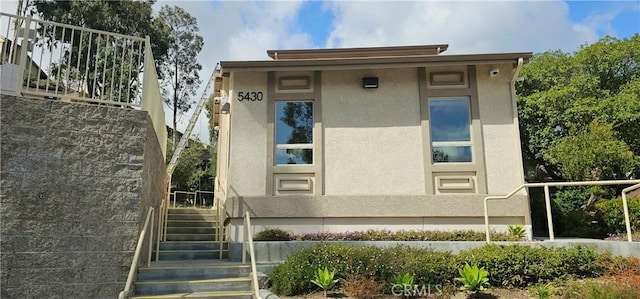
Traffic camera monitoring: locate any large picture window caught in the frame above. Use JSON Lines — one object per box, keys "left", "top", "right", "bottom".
{"left": 275, "top": 101, "right": 314, "bottom": 165}
{"left": 429, "top": 97, "right": 472, "bottom": 163}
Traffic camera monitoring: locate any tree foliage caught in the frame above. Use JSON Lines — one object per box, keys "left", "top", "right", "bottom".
{"left": 28, "top": 0, "right": 170, "bottom": 102}
{"left": 166, "top": 137, "right": 212, "bottom": 192}
{"left": 517, "top": 34, "right": 640, "bottom": 183}
{"left": 157, "top": 5, "right": 204, "bottom": 149}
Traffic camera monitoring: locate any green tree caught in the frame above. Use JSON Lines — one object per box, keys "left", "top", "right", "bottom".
{"left": 517, "top": 34, "right": 640, "bottom": 184}
{"left": 157, "top": 5, "right": 204, "bottom": 150}
{"left": 166, "top": 138, "right": 213, "bottom": 192}
{"left": 204, "top": 94, "right": 218, "bottom": 178}
{"left": 28, "top": 0, "right": 170, "bottom": 102}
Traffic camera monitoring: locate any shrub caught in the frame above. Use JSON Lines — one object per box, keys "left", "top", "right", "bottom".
{"left": 254, "top": 228, "right": 293, "bottom": 241}
{"left": 594, "top": 197, "right": 640, "bottom": 234}
{"left": 457, "top": 244, "right": 604, "bottom": 287}
{"left": 595, "top": 252, "right": 640, "bottom": 276}
{"left": 343, "top": 273, "right": 385, "bottom": 299}
{"left": 269, "top": 244, "right": 457, "bottom": 296}
{"left": 269, "top": 244, "right": 620, "bottom": 296}
{"left": 256, "top": 228, "right": 521, "bottom": 241}
{"left": 560, "top": 276, "right": 640, "bottom": 299}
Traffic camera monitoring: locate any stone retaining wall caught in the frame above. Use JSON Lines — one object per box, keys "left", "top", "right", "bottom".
{"left": 0, "top": 96, "right": 166, "bottom": 298}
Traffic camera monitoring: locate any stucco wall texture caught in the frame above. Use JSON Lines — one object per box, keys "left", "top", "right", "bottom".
{"left": 0, "top": 95, "right": 166, "bottom": 298}
{"left": 227, "top": 66, "right": 525, "bottom": 196}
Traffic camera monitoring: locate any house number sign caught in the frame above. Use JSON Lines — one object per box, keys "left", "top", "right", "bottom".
{"left": 237, "top": 91, "right": 264, "bottom": 102}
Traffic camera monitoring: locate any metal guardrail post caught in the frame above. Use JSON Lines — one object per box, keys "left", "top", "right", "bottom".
{"left": 543, "top": 185, "right": 555, "bottom": 241}
{"left": 622, "top": 183, "right": 640, "bottom": 242}
{"left": 15, "top": 15, "right": 30, "bottom": 95}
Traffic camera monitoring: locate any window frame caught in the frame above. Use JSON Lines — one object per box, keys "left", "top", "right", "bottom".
{"left": 274, "top": 100, "right": 315, "bottom": 166}
{"left": 428, "top": 96, "right": 473, "bottom": 163}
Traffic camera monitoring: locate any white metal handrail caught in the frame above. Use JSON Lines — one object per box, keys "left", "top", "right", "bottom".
{"left": 242, "top": 212, "right": 262, "bottom": 299}
{"left": 119, "top": 207, "right": 155, "bottom": 299}
{"left": 195, "top": 190, "right": 215, "bottom": 207}
{"left": 1, "top": 12, "right": 167, "bottom": 160}
{"left": 171, "top": 191, "right": 196, "bottom": 207}
{"left": 484, "top": 179, "right": 640, "bottom": 243}
{"left": 621, "top": 182, "right": 640, "bottom": 242}
{"left": 155, "top": 200, "right": 164, "bottom": 261}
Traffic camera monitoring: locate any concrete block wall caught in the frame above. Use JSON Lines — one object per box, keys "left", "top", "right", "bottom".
{"left": 0, "top": 95, "right": 166, "bottom": 298}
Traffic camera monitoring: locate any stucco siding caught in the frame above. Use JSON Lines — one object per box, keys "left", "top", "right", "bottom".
{"left": 228, "top": 72, "right": 268, "bottom": 196}
{"left": 476, "top": 64, "right": 525, "bottom": 194}
{"left": 322, "top": 68, "right": 425, "bottom": 195}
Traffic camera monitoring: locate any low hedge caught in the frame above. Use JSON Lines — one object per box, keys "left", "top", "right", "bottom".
{"left": 269, "top": 243, "right": 614, "bottom": 296}
{"left": 254, "top": 228, "right": 521, "bottom": 241}
{"left": 458, "top": 244, "right": 604, "bottom": 287}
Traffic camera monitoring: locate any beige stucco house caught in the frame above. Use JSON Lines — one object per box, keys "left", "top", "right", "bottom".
{"left": 213, "top": 44, "right": 534, "bottom": 241}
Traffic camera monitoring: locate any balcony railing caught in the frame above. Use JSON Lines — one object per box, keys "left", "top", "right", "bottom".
{"left": 0, "top": 12, "right": 167, "bottom": 157}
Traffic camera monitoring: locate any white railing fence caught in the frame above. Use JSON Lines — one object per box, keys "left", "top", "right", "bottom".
{"left": 484, "top": 179, "right": 640, "bottom": 243}
{"left": 242, "top": 211, "right": 262, "bottom": 299}
{"left": 0, "top": 12, "right": 167, "bottom": 158}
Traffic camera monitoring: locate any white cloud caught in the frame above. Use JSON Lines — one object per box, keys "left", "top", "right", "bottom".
{"left": 325, "top": 1, "right": 601, "bottom": 54}
{"left": 154, "top": 0, "right": 311, "bottom": 144}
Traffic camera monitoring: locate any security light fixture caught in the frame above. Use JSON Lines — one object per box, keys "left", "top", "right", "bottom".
{"left": 489, "top": 68, "right": 500, "bottom": 77}
{"left": 362, "top": 77, "right": 378, "bottom": 88}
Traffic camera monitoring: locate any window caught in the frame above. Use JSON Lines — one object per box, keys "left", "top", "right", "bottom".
{"left": 275, "top": 101, "right": 313, "bottom": 165}
{"left": 429, "top": 97, "right": 472, "bottom": 163}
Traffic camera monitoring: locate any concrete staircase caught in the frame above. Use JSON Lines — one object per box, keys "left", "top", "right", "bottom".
{"left": 132, "top": 208, "right": 254, "bottom": 299}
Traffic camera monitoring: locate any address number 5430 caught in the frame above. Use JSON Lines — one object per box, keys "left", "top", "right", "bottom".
{"left": 237, "top": 91, "right": 263, "bottom": 102}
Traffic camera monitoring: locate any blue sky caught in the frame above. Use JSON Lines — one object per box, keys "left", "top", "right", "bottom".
{"left": 2, "top": 0, "right": 638, "bottom": 142}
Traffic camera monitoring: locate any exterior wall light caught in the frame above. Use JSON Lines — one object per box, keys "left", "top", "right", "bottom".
{"left": 362, "top": 77, "right": 378, "bottom": 88}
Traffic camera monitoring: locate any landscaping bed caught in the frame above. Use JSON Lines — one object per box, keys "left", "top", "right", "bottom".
{"left": 268, "top": 243, "right": 640, "bottom": 299}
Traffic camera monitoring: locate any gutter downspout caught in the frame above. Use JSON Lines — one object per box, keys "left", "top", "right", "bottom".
{"left": 510, "top": 58, "right": 531, "bottom": 239}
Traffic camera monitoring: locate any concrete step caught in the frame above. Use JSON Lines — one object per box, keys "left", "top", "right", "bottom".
{"left": 165, "top": 234, "right": 219, "bottom": 241}
{"left": 166, "top": 220, "right": 220, "bottom": 228}
{"left": 137, "top": 264, "right": 250, "bottom": 281}
{"left": 167, "top": 214, "right": 220, "bottom": 221}
{"left": 157, "top": 250, "right": 229, "bottom": 260}
{"left": 134, "top": 277, "right": 252, "bottom": 295}
{"left": 167, "top": 227, "right": 217, "bottom": 234}
{"left": 168, "top": 208, "right": 218, "bottom": 215}
{"left": 159, "top": 241, "right": 228, "bottom": 251}
{"left": 131, "top": 291, "right": 253, "bottom": 299}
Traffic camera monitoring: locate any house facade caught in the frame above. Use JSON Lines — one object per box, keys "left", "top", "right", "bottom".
{"left": 213, "top": 45, "right": 534, "bottom": 241}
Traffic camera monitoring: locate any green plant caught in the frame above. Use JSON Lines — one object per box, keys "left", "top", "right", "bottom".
{"left": 310, "top": 267, "right": 339, "bottom": 298}
{"left": 268, "top": 244, "right": 457, "bottom": 296}
{"left": 254, "top": 228, "right": 293, "bottom": 241}
{"left": 594, "top": 197, "right": 640, "bottom": 234}
{"left": 455, "top": 263, "right": 489, "bottom": 292}
{"left": 392, "top": 272, "right": 415, "bottom": 288}
{"left": 507, "top": 224, "right": 527, "bottom": 239}
{"left": 530, "top": 283, "right": 556, "bottom": 299}
{"left": 458, "top": 244, "right": 604, "bottom": 287}
{"left": 391, "top": 273, "right": 415, "bottom": 298}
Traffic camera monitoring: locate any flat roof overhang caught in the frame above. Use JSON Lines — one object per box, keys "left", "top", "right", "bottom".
{"left": 266, "top": 44, "right": 449, "bottom": 60}
{"left": 220, "top": 52, "right": 533, "bottom": 74}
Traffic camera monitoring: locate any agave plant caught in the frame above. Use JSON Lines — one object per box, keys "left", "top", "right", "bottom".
{"left": 455, "top": 263, "right": 490, "bottom": 292}
{"left": 392, "top": 273, "right": 415, "bottom": 298}
{"left": 508, "top": 224, "right": 527, "bottom": 239}
{"left": 311, "top": 267, "right": 339, "bottom": 298}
